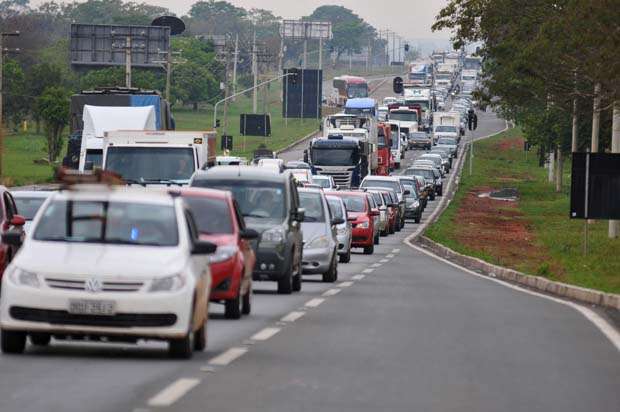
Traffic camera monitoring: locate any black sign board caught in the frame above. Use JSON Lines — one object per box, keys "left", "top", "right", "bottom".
{"left": 221, "top": 135, "right": 233, "bottom": 151}
{"left": 240, "top": 114, "right": 271, "bottom": 137}
{"left": 570, "top": 152, "right": 620, "bottom": 219}
{"left": 282, "top": 68, "right": 323, "bottom": 119}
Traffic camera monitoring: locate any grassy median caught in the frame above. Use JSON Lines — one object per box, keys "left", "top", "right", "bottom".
{"left": 426, "top": 127, "right": 620, "bottom": 294}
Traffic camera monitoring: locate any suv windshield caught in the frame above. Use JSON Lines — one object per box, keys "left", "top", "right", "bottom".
{"left": 193, "top": 180, "right": 286, "bottom": 222}
{"left": 105, "top": 147, "right": 194, "bottom": 183}
{"left": 184, "top": 197, "right": 233, "bottom": 234}
{"left": 299, "top": 192, "right": 326, "bottom": 223}
{"left": 361, "top": 180, "right": 401, "bottom": 193}
{"left": 34, "top": 200, "right": 178, "bottom": 246}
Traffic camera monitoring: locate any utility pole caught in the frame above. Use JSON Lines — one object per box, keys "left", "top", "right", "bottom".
{"left": 366, "top": 39, "right": 371, "bottom": 73}
{"left": 303, "top": 38, "right": 308, "bottom": 69}
{"left": 609, "top": 100, "right": 620, "bottom": 238}
{"left": 0, "top": 31, "right": 20, "bottom": 179}
{"left": 278, "top": 35, "right": 284, "bottom": 103}
{"left": 232, "top": 33, "right": 239, "bottom": 99}
{"left": 317, "top": 36, "right": 323, "bottom": 120}
{"left": 591, "top": 82, "right": 601, "bottom": 153}
{"left": 392, "top": 32, "right": 396, "bottom": 66}
{"left": 125, "top": 36, "right": 132, "bottom": 87}
{"left": 155, "top": 49, "right": 186, "bottom": 102}
{"left": 571, "top": 70, "right": 578, "bottom": 153}
{"left": 398, "top": 36, "right": 402, "bottom": 63}
{"left": 252, "top": 30, "right": 258, "bottom": 114}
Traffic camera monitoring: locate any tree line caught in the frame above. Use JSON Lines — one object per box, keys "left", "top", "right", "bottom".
{"left": 433, "top": 0, "right": 619, "bottom": 193}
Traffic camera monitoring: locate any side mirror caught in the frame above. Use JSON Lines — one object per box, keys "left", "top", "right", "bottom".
{"left": 84, "top": 161, "right": 94, "bottom": 171}
{"left": 370, "top": 208, "right": 380, "bottom": 217}
{"left": 403, "top": 190, "right": 411, "bottom": 195}
{"left": 293, "top": 208, "right": 305, "bottom": 222}
{"left": 240, "top": 228, "right": 259, "bottom": 240}
{"left": 379, "top": 205, "right": 387, "bottom": 211}
{"left": 303, "top": 150, "right": 309, "bottom": 164}
{"left": 10, "top": 215, "right": 26, "bottom": 227}
{"left": 331, "top": 217, "right": 345, "bottom": 226}
{"left": 192, "top": 240, "right": 217, "bottom": 255}
{"left": 2, "top": 230, "right": 24, "bottom": 247}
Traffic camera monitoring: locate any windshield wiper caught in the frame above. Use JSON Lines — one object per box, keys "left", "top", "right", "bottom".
{"left": 124, "top": 179, "right": 147, "bottom": 187}
{"left": 141, "top": 179, "right": 185, "bottom": 186}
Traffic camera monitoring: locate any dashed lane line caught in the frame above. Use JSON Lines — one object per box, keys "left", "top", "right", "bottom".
{"left": 251, "top": 327, "right": 281, "bottom": 341}
{"left": 305, "top": 298, "right": 326, "bottom": 308}
{"left": 352, "top": 274, "right": 366, "bottom": 280}
{"left": 386, "top": 254, "right": 395, "bottom": 258}
{"left": 338, "top": 281, "right": 354, "bottom": 287}
{"left": 281, "top": 311, "right": 305, "bottom": 323}
{"left": 323, "top": 288, "right": 341, "bottom": 297}
{"left": 362, "top": 268, "right": 374, "bottom": 274}
{"left": 380, "top": 259, "right": 390, "bottom": 263}
{"left": 371, "top": 263, "right": 382, "bottom": 268}
{"left": 147, "top": 378, "right": 201, "bottom": 407}
{"left": 391, "top": 248, "right": 401, "bottom": 253}
{"left": 208, "top": 346, "right": 249, "bottom": 366}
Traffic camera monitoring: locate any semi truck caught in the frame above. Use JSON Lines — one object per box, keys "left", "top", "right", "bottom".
{"left": 402, "top": 87, "right": 433, "bottom": 130}
{"left": 432, "top": 111, "right": 461, "bottom": 143}
{"left": 63, "top": 87, "right": 174, "bottom": 171}
{"left": 102, "top": 130, "right": 216, "bottom": 186}
{"left": 376, "top": 122, "right": 393, "bottom": 175}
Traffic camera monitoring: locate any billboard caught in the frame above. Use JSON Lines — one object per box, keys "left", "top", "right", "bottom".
{"left": 282, "top": 69, "right": 323, "bottom": 119}
{"left": 70, "top": 23, "right": 170, "bottom": 68}
{"left": 280, "top": 20, "right": 332, "bottom": 40}
{"left": 570, "top": 152, "right": 620, "bottom": 219}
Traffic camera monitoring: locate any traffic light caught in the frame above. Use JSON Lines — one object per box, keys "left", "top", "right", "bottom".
{"left": 468, "top": 110, "right": 478, "bottom": 131}
{"left": 393, "top": 76, "right": 403, "bottom": 94}
{"left": 215, "top": 119, "right": 221, "bottom": 128}
{"left": 221, "top": 134, "right": 233, "bottom": 151}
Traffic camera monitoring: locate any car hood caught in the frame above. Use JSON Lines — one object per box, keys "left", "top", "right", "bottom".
{"left": 243, "top": 218, "right": 285, "bottom": 234}
{"left": 14, "top": 241, "right": 187, "bottom": 279}
{"left": 301, "top": 222, "right": 330, "bottom": 242}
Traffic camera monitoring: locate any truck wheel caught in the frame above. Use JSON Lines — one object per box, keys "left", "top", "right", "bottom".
{"left": 1, "top": 330, "right": 26, "bottom": 354}
{"left": 224, "top": 290, "right": 242, "bottom": 319}
{"left": 363, "top": 244, "right": 374, "bottom": 255}
{"left": 30, "top": 333, "right": 51, "bottom": 346}
{"left": 242, "top": 288, "right": 252, "bottom": 315}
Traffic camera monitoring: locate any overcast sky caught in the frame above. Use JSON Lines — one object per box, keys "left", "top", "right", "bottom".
{"left": 31, "top": 0, "right": 452, "bottom": 40}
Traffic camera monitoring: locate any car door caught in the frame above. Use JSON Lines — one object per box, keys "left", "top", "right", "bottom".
{"left": 288, "top": 177, "right": 303, "bottom": 264}
{"left": 2, "top": 191, "right": 23, "bottom": 264}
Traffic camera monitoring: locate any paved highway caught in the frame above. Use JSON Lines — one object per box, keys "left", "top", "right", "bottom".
{"left": 0, "top": 111, "right": 618, "bottom": 412}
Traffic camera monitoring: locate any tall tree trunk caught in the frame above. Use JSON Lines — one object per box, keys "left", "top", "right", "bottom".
{"left": 547, "top": 147, "right": 555, "bottom": 183}
{"left": 571, "top": 98, "right": 578, "bottom": 152}
{"left": 555, "top": 147, "right": 563, "bottom": 193}
{"left": 591, "top": 83, "right": 601, "bottom": 153}
{"left": 192, "top": 102, "right": 198, "bottom": 111}
{"left": 609, "top": 100, "right": 620, "bottom": 238}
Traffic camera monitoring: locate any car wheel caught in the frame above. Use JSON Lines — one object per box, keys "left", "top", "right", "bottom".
{"left": 1, "top": 330, "right": 26, "bottom": 354}
{"left": 322, "top": 255, "right": 337, "bottom": 283}
{"left": 339, "top": 249, "right": 351, "bottom": 263}
{"left": 242, "top": 288, "right": 252, "bottom": 315}
{"left": 277, "top": 273, "right": 293, "bottom": 294}
{"left": 389, "top": 223, "right": 395, "bottom": 234}
{"left": 363, "top": 244, "right": 374, "bottom": 255}
{"left": 380, "top": 228, "right": 388, "bottom": 237}
{"left": 224, "top": 290, "right": 242, "bottom": 320}
{"left": 291, "top": 254, "right": 302, "bottom": 292}
{"left": 395, "top": 162, "right": 401, "bottom": 169}
{"left": 168, "top": 333, "right": 192, "bottom": 359}
{"left": 193, "top": 323, "right": 207, "bottom": 352}
{"left": 30, "top": 333, "right": 51, "bottom": 346}
{"left": 374, "top": 233, "right": 380, "bottom": 245}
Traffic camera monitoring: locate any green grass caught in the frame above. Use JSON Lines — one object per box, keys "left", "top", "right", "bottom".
{"left": 2, "top": 133, "right": 58, "bottom": 186}
{"left": 426, "top": 127, "right": 620, "bottom": 294}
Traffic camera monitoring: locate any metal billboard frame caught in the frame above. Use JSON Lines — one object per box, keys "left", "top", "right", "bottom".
{"left": 280, "top": 20, "right": 332, "bottom": 40}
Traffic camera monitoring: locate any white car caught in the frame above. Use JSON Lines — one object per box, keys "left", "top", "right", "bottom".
{"left": 313, "top": 175, "right": 336, "bottom": 190}
{"left": 0, "top": 186, "right": 214, "bottom": 358}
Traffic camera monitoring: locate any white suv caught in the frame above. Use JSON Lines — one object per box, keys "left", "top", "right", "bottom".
{"left": 0, "top": 186, "right": 214, "bottom": 358}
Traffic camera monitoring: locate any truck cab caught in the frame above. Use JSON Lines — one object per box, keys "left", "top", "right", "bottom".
{"left": 102, "top": 131, "right": 216, "bottom": 186}
{"left": 306, "top": 135, "right": 367, "bottom": 188}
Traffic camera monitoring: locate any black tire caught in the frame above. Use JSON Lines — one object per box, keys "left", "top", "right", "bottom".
{"left": 322, "top": 255, "right": 337, "bottom": 283}
{"left": 380, "top": 228, "right": 388, "bottom": 237}
{"left": 389, "top": 222, "right": 395, "bottom": 234}
{"left": 415, "top": 215, "right": 421, "bottom": 224}
{"left": 168, "top": 333, "right": 192, "bottom": 359}
{"left": 277, "top": 273, "right": 292, "bottom": 294}
{"left": 430, "top": 192, "right": 436, "bottom": 201}
{"left": 1, "top": 330, "right": 26, "bottom": 354}
{"left": 374, "top": 233, "right": 380, "bottom": 245}
{"left": 30, "top": 333, "right": 51, "bottom": 346}
{"left": 224, "top": 290, "right": 242, "bottom": 319}
{"left": 363, "top": 244, "right": 374, "bottom": 255}
{"left": 437, "top": 188, "right": 443, "bottom": 196}
{"left": 242, "top": 288, "right": 251, "bottom": 315}
{"left": 339, "top": 249, "right": 351, "bottom": 263}
{"left": 193, "top": 323, "right": 206, "bottom": 352}
{"left": 395, "top": 162, "right": 401, "bottom": 170}
{"left": 291, "top": 253, "right": 302, "bottom": 292}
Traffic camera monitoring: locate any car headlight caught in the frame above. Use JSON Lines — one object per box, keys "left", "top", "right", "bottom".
{"left": 209, "top": 245, "right": 238, "bottom": 264}
{"left": 358, "top": 221, "right": 369, "bottom": 229}
{"left": 306, "top": 235, "right": 330, "bottom": 249}
{"left": 337, "top": 227, "right": 348, "bottom": 236}
{"left": 262, "top": 228, "right": 285, "bottom": 243}
{"left": 149, "top": 274, "right": 186, "bottom": 292}
{"left": 8, "top": 267, "right": 40, "bottom": 288}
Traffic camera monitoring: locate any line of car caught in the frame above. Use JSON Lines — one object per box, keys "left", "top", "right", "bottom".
{"left": 0, "top": 138, "right": 459, "bottom": 359}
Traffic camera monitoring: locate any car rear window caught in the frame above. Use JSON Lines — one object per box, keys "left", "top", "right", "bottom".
{"left": 299, "top": 192, "right": 326, "bottom": 222}
{"left": 184, "top": 196, "right": 234, "bottom": 234}
{"left": 361, "top": 179, "right": 401, "bottom": 192}
{"left": 337, "top": 195, "right": 367, "bottom": 213}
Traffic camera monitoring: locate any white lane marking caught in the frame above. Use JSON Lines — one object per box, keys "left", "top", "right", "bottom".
{"left": 338, "top": 281, "right": 354, "bottom": 288}
{"left": 392, "top": 248, "right": 401, "bottom": 253}
{"left": 208, "top": 346, "right": 249, "bottom": 366}
{"left": 251, "top": 327, "right": 281, "bottom": 341}
{"left": 305, "top": 298, "right": 325, "bottom": 308}
{"left": 371, "top": 263, "right": 382, "bottom": 268}
{"left": 323, "top": 288, "right": 341, "bottom": 297}
{"left": 362, "top": 268, "right": 374, "bottom": 274}
{"left": 380, "top": 259, "right": 390, "bottom": 263}
{"left": 148, "top": 378, "right": 201, "bottom": 407}
{"left": 352, "top": 274, "right": 365, "bottom": 280}
{"left": 386, "top": 254, "right": 395, "bottom": 258}
{"left": 406, "top": 241, "right": 620, "bottom": 352}
{"left": 281, "top": 311, "right": 305, "bottom": 322}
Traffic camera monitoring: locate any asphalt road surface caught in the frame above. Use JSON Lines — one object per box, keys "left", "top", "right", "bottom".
{"left": 1, "top": 112, "right": 618, "bottom": 412}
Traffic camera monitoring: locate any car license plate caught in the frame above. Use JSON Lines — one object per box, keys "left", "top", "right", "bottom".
{"left": 68, "top": 300, "right": 116, "bottom": 316}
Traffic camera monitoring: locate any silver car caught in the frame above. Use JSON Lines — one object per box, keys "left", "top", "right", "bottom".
{"left": 11, "top": 191, "right": 53, "bottom": 233}
{"left": 298, "top": 188, "right": 342, "bottom": 282}
{"left": 366, "top": 190, "right": 389, "bottom": 237}
{"left": 365, "top": 193, "right": 381, "bottom": 246}
{"left": 326, "top": 195, "right": 352, "bottom": 263}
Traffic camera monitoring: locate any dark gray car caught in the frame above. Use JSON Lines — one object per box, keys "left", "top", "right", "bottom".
{"left": 191, "top": 167, "right": 304, "bottom": 294}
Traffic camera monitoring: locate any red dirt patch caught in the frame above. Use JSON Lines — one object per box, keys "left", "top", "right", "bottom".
{"left": 454, "top": 187, "right": 562, "bottom": 276}
{"left": 495, "top": 136, "right": 525, "bottom": 152}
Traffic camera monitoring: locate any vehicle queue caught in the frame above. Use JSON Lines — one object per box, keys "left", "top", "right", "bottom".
{"left": 0, "top": 51, "right": 475, "bottom": 359}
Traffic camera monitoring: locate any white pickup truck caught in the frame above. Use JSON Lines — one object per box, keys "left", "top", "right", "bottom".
{"left": 102, "top": 130, "right": 216, "bottom": 186}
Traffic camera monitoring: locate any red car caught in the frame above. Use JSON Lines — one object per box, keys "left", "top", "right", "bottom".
{"left": 0, "top": 187, "right": 26, "bottom": 289}
{"left": 330, "top": 191, "right": 379, "bottom": 255}
{"left": 174, "top": 188, "right": 258, "bottom": 319}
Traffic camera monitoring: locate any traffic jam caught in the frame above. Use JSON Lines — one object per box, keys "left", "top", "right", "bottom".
{"left": 0, "top": 51, "right": 479, "bottom": 359}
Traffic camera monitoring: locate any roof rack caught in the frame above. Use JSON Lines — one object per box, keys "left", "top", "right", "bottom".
{"left": 55, "top": 167, "right": 125, "bottom": 189}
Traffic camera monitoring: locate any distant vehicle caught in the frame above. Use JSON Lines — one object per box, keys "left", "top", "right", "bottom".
{"left": 191, "top": 166, "right": 304, "bottom": 294}
{"left": 435, "top": 137, "right": 459, "bottom": 158}
{"left": 326, "top": 195, "right": 353, "bottom": 263}
{"left": 0, "top": 187, "right": 26, "bottom": 289}
{"left": 298, "top": 188, "right": 341, "bottom": 282}
{"left": 11, "top": 191, "right": 52, "bottom": 232}
{"left": 433, "top": 111, "right": 462, "bottom": 140}
{"left": 376, "top": 123, "right": 394, "bottom": 175}
{"left": 360, "top": 176, "right": 407, "bottom": 229}
{"left": 257, "top": 158, "right": 284, "bottom": 173}
{"left": 419, "top": 153, "right": 449, "bottom": 175}
{"left": 216, "top": 156, "right": 248, "bottom": 166}
{"left": 313, "top": 175, "right": 336, "bottom": 190}
{"left": 377, "top": 106, "right": 389, "bottom": 121}
{"left": 291, "top": 169, "right": 314, "bottom": 185}
{"left": 332, "top": 75, "right": 368, "bottom": 107}
{"left": 174, "top": 188, "right": 258, "bottom": 319}
{"left": 365, "top": 192, "right": 382, "bottom": 246}
{"left": 0, "top": 186, "right": 214, "bottom": 358}
{"left": 103, "top": 130, "right": 216, "bottom": 186}
{"left": 366, "top": 190, "right": 389, "bottom": 236}
{"left": 344, "top": 98, "right": 377, "bottom": 118}
{"left": 404, "top": 166, "right": 441, "bottom": 199}
{"left": 396, "top": 177, "right": 422, "bottom": 223}
{"left": 329, "top": 191, "right": 378, "bottom": 255}
{"left": 408, "top": 131, "right": 432, "bottom": 150}
{"left": 285, "top": 161, "right": 311, "bottom": 170}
